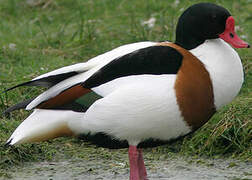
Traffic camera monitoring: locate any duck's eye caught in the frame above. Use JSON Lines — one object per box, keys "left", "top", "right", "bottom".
{"left": 230, "top": 33, "right": 234, "bottom": 38}
{"left": 211, "top": 14, "right": 217, "bottom": 20}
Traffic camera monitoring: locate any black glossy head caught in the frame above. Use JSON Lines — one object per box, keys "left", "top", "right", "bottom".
{"left": 175, "top": 3, "right": 231, "bottom": 50}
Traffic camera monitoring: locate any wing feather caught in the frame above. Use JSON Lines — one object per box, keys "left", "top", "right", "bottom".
{"left": 26, "top": 43, "right": 183, "bottom": 110}
{"left": 13, "top": 42, "right": 156, "bottom": 110}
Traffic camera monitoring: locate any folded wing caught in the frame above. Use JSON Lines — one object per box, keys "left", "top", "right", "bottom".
{"left": 6, "top": 42, "right": 183, "bottom": 112}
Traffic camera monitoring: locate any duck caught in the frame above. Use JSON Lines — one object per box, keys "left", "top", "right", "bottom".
{"left": 3, "top": 2, "right": 250, "bottom": 180}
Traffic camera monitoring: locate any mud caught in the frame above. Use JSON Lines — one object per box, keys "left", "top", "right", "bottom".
{"left": 2, "top": 156, "right": 251, "bottom": 180}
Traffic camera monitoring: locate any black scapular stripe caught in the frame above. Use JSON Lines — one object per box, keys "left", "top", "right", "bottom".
{"left": 83, "top": 46, "right": 183, "bottom": 88}
{"left": 4, "top": 71, "right": 78, "bottom": 92}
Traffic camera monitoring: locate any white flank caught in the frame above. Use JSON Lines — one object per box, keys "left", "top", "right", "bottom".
{"left": 9, "top": 75, "right": 192, "bottom": 146}
{"left": 190, "top": 39, "right": 244, "bottom": 109}
{"left": 7, "top": 109, "right": 85, "bottom": 145}
{"left": 81, "top": 75, "right": 192, "bottom": 146}
{"left": 27, "top": 42, "right": 157, "bottom": 110}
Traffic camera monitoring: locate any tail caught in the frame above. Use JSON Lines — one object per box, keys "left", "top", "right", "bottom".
{"left": 6, "top": 109, "right": 86, "bottom": 146}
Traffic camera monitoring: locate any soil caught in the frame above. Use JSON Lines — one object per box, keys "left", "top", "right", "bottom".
{"left": 2, "top": 156, "right": 251, "bottom": 180}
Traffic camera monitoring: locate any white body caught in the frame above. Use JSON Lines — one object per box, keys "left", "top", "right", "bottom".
{"left": 7, "top": 39, "right": 244, "bottom": 146}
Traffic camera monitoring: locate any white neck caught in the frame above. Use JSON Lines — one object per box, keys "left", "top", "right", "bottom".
{"left": 190, "top": 39, "right": 244, "bottom": 110}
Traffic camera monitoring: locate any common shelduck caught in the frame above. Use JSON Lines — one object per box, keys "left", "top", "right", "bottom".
{"left": 4, "top": 3, "right": 250, "bottom": 180}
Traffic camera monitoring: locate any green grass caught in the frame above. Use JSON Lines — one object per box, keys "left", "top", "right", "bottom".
{"left": 0, "top": 0, "right": 251, "bottom": 173}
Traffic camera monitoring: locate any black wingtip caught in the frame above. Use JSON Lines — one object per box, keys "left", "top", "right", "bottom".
{"left": 2, "top": 71, "right": 80, "bottom": 94}
{"left": 1, "top": 88, "right": 9, "bottom": 94}
{"left": 2, "top": 111, "right": 10, "bottom": 118}
{"left": 2, "top": 98, "right": 34, "bottom": 116}
{"left": 4, "top": 138, "right": 13, "bottom": 147}
{"left": 1, "top": 81, "right": 31, "bottom": 94}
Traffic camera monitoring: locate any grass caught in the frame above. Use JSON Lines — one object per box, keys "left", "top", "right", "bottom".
{"left": 0, "top": 0, "right": 251, "bottom": 174}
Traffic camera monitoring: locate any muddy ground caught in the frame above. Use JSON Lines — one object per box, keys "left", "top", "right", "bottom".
{"left": 2, "top": 156, "right": 251, "bottom": 180}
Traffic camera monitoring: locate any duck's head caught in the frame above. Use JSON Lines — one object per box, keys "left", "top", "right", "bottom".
{"left": 175, "top": 3, "right": 250, "bottom": 50}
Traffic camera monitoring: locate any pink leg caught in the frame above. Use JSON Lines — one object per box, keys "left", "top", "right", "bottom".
{"left": 128, "top": 146, "right": 148, "bottom": 180}
{"left": 129, "top": 146, "right": 140, "bottom": 180}
{"left": 138, "top": 149, "right": 148, "bottom": 180}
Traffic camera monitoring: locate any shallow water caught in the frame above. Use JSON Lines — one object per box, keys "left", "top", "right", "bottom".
{"left": 3, "top": 157, "right": 252, "bottom": 180}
